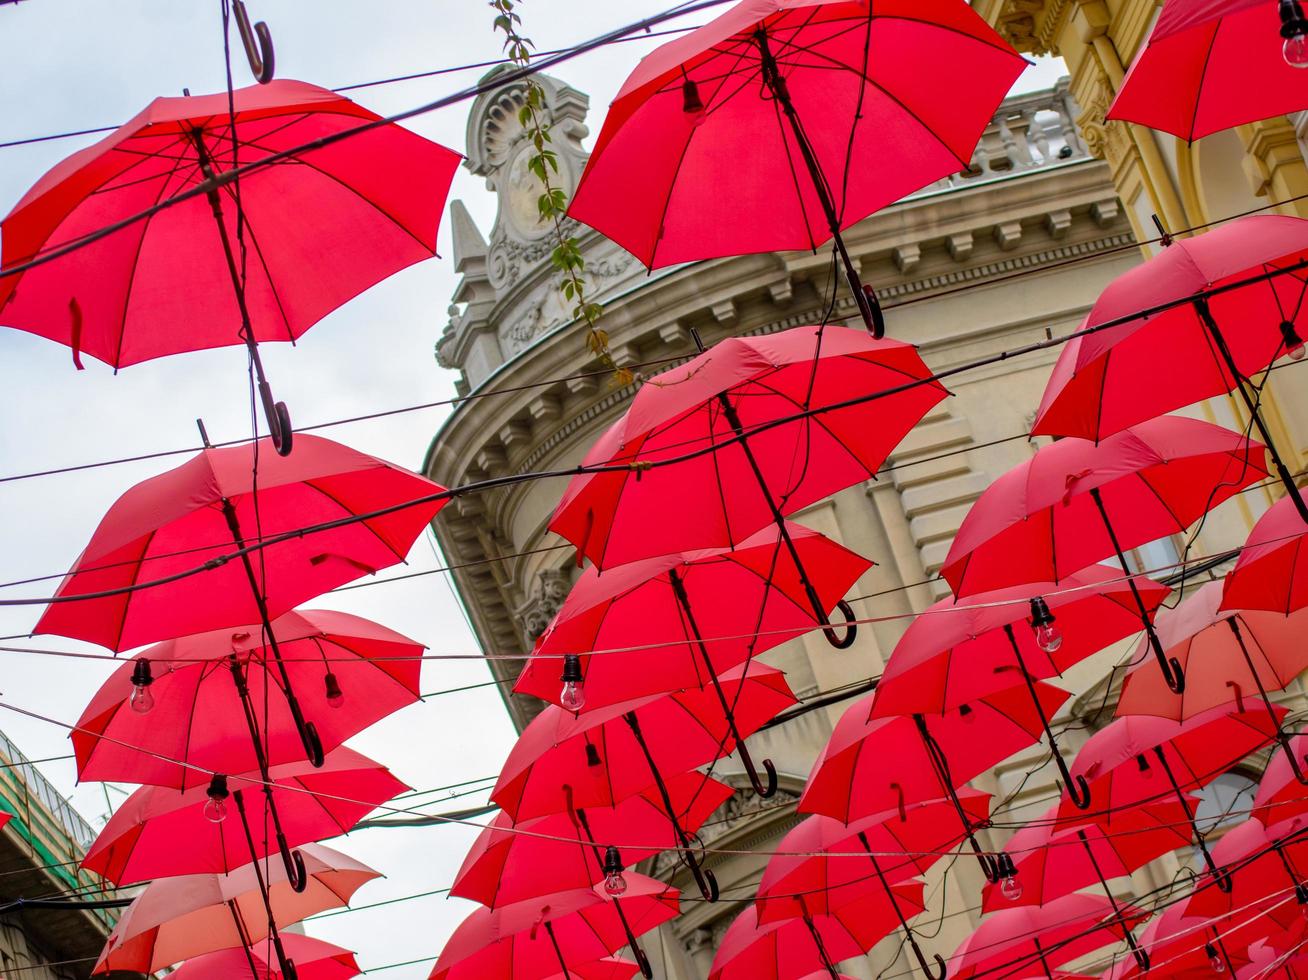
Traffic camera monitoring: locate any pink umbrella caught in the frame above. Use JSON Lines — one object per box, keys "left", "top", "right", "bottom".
{"left": 1255, "top": 730, "right": 1308, "bottom": 832}
{"left": 874, "top": 564, "right": 1170, "bottom": 808}
{"left": 166, "top": 934, "right": 359, "bottom": 980}
{"left": 93, "top": 842, "right": 378, "bottom": 976}
{"left": 429, "top": 875, "right": 679, "bottom": 980}
{"left": 1104, "top": 904, "right": 1250, "bottom": 980}
{"left": 941, "top": 417, "right": 1267, "bottom": 693}
{"left": 799, "top": 684, "right": 1068, "bottom": 884}
{"left": 73, "top": 608, "right": 423, "bottom": 792}
{"left": 514, "top": 521, "right": 868, "bottom": 796}
{"left": 1222, "top": 489, "right": 1308, "bottom": 615}
{"left": 1183, "top": 819, "right": 1308, "bottom": 931}
{"left": 1117, "top": 581, "right": 1308, "bottom": 785}
{"left": 1032, "top": 214, "right": 1308, "bottom": 524}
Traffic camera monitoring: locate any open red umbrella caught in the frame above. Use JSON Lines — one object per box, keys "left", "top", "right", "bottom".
{"left": 167, "top": 934, "right": 359, "bottom": 980}
{"left": 1107, "top": 0, "right": 1308, "bottom": 142}
{"left": 1222, "top": 489, "right": 1308, "bottom": 615}
{"left": 1103, "top": 905, "right": 1250, "bottom": 980}
{"left": 73, "top": 608, "right": 423, "bottom": 792}
{"left": 874, "top": 564, "right": 1170, "bottom": 807}
{"left": 516, "top": 520, "right": 868, "bottom": 796}
{"left": 1255, "top": 731, "right": 1308, "bottom": 832}
{"left": 0, "top": 80, "right": 460, "bottom": 452}
{"left": 94, "top": 842, "right": 378, "bottom": 976}
{"left": 541, "top": 960, "right": 642, "bottom": 980}
{"left": 1032, "top": 214, "right": 1308, "bottom": 524}
{"left": 709, "top": 886, "right": 926, "bottom": 980}
{"left": 452, "top": 771, "right": 732, "bottom": 908}
{"left": 1117, "top": 581, "right": 1308, "bottom": 784}
{"left": 948, "top": 895, "right": 1151, "bottom": 980}
{"left": 550, "top": 323, "right": 943, "bottom": 646}
{"left": 1059, "top": 702, "right": 1285, "bottom": 889}
{"left": 799, "top": 684, "right": 1068, "bottom": 883}
{"left": 758, "top": 793, "right": 990, "bottom": 979}
{"left": 1184, "top": 818, "right": 1308, "bottom": 929}
{"left": 494, "top": 661, "right": 794, "bottom": 901}
{"left": 36, "top": 432, "right": 445, "bottom": 764}
{"left": 941, "top": 416, "right": 1267, "bottom": 693}
{"left": 980, "top": 800, "right": 1194, "bottom": 914}
{"left": 82, "top": 746, "right": 407, "bottom": 886}
{"left": 568, "top": 0, "right": 1025, "bottom": 332}
{"left": 429, "top": 875, "right": 679, "bottom": 980}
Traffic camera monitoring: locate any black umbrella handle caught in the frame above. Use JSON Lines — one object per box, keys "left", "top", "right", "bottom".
{"left": 914, "top": 714, "right": 1002, "bottom": 882}
{"left": 233, "top": 0, "right": 276, "bottom": 84}
{"left": 821, "top": 597, "right": 858, "bottom": 650}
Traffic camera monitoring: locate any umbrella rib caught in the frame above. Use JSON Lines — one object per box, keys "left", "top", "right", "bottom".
{"left": 216, "top": 182, "right": 296, "bottom": 342}
{"left": 107, "top": 528, "right": 160, "bottom": 654}
{"left": 706, "top": 400, "right": 739, "bottom": 549}
{"left": 1131, "top": 469, "right": 1191, "bottom": 534}
{"left": 768, "top": 85, "right": 822, "bottom": 254}
{"left": 746, "top": 375, "right": 879, "bottom": 487}
{"left": 1186, "top": 21, "right": 1221, "bottom": 145}
{"left": 299, "top": 479, "right": 410, "bottom": 564}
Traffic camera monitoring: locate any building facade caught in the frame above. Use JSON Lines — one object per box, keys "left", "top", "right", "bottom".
{"left": 426, "top": 31, "right": 1307, "bottom": 977}
{"left": 0, "top": 730, "right": 115, "bottom": 979}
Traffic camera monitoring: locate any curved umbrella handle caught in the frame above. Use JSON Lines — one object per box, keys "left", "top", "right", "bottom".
{"left": 281, "top": 844, "right": 308, "bottom": 894}
{"left": 1064, "top": 773, "right": 1092, "bottom": 811}
{"left": 233, "top": 0, "right": 276, "bottom": 84}
{"left": 300, "top": 721, "right": 324, "bottom": 769}
{"left": 1147, "top": 631, "right": 1185, "bottom": 694}
{"left": 861, "top": 284, "right": 885, "bottom": 340}
{"left": 633, "top": 943, "right": 653, "bottom": 980}
{"left": 822, "top": 599, "right": 857, "bottom": 650}
{"left": 977, "top": 851, "right": 1004, "bottom": 884}
{"left": 1126, "top": 935, "right": 1150, "bottom": 974}
{"left": 684, "top": 849, "right": 720, "bottom": 903}
{"left": 753, "top": 758, "right": 779, "bottom": 800}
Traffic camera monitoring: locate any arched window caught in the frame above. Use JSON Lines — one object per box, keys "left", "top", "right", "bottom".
{"left": 1194, "top": 771, "right": 1259, "bottom": 838}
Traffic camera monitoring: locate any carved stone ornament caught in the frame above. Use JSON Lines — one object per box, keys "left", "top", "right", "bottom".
{"left": 1076, "top": 71, "right": 1130, "bottom": 167}
{"left": 517, "top": 567, "right": 573, "bottom": 643}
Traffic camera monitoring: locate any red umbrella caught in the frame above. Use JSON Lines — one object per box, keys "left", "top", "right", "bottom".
{"left": 1255, "top": 730, "right": 1308, "bottom": 831}
{"left": 494, "top": 661, "right": 795, "bottom": 901}
{"left": 1222, "top": 489, "right": 1308, "bottom": 615}
{"left": 549, "top": 323, "right": 944, "bottom": 646}
{"left": 541, "top": 960, "right": 642, "bottom": 980}
{"left": 941, "top": 417, "right": 1267, "bottom": 693}
{"left": 947, "top": 894, "right": 1150, "bottom": 980}
{"left": 451, "top": 772, "right": 732, "bottom": 908}
{"left": 758, "top": 793, "right": 990, "bottom": 979}
{"left": 982, "top": 800, "right": 1193, "bottom": 914}
{"left": 1239, "top": 940, "right": 1308, "bottom": 980}
{"left": 0, "top": 80, "right": 460, "bottom": 452}
{"left": 429, "top": 875, "right": 679, "bottom": 980}
{"left": 709, "top": 886, "right": 926, "bottom": 980}
{"left": 874, "top": 564, "right": 1170, "bottom": 807}
{"left": 94, "top": 842, "right": 378, "bottom": 976}
{"left": 1105, "top": 905, "right": 1250, "bottom": 980}
{"left": 167, "top": 934, "right": 359, "bottom": 980}
{"left": 1060, "top": 702, "right": 1286, "bottom": 889}
{"left": 1184, "top": 819, "right": 1308, "bottom": 928}
{"left": 81, "top": 746, "right": 407, "bottom": 886}
{"left": 799, "top": 684, "right": 1068, "bottom": 883}
{"left": 1107, "top": 0, "right": 1308, "bottom": 141}
{"left": 73, "top": 608, "right": 423, "bottom": 792}
{"left": 1032, "top": 214, "right": 1308, "bottom": 524}
{"left": 515, "top": 521, "right": 868, "bottom": 795}
{"left": 1117, "top": 581, "right": 1308, "bottom": 784}
{"left": 36, "top": 432, "right": 445, "bottom": 763}
{"left": 568, "top": 0, "right": 1025, "bottom": 332}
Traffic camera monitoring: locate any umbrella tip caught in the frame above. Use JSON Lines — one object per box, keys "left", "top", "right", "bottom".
{"left": 196, "top": 418, "right": 212, "bottom": 448}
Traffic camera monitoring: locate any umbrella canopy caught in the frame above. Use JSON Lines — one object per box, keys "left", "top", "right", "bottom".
{"left": 1239, "top": 940, "right": 1308, "bottom": 980}
{"left": 429, "top": 875, "right": 679, "bottom": 980}
{"left": 980, "top": 800, "right": 1194, "bottom": 913}
{"left": 940, "top": 417, "right": 1267, "bottom": 596}
{"left": 947, "top": 895, "right": 1149, "bottom": 980}
{"left": 82, "top": 747, "right": 407, "bottom": 884}
{"left": 1107, "top": 0, "right": 1308, "bottom": 142}
{"left": 1222, "top": 489, "right": 1308, "bottom": 615}
{"left": 1184, "top": 819, "right": 1308, "bottom": 924}
{"left": 550, "top": 324, "right": 945, "bottom": 570}
{"left": 873, "top": 565, "right": 1170, "bottom": 717}
{"left": 1255, "top": 730, "right": 1308, "bottom": 831}
{"left": 93, "top": 843, "right": 378, "bottom": 975}
{"left": 799, "top": 683, "right": 1069, "bottom": 824}
{"left": 515, "top": 521, "right": 870, "bottom": 709}
{"left": 567, "top": 0, "right": 1025, "bottom": 268}
{"left": 451, "top": 771, "right": 733, "bottom": 909}
{"left": 708, "top": 886, "right": 926, "bottom": 980}
{"left": 756, "top": 791, "right": 990, "bottom": 923}
{"left": 166, "top": 934, "right": 359, "bottom": 980}
{"left": 1118, "top": 582, "right": 1308, "bottom": 720}
{"left": 493, "top": 661, "right": 795, "bottom": 821}
{"left": 1061, "top": 702, "right": 1286, "bottom": 821}
{"left": 0, "top": 80, "right": 460, "bottom": 367}
{"left": 542, "top": 960, "right": 643, "bottom": 980}
{"left": 1033, "top": 215, "right": 1308, "bottom": 442}
{"left": 35, "top": 433, "right": 446, "bottom": 650}
{"left": 1106, "top": 905, "right": 1251, "bottom": 980}
{"left": 73, "top": 608, "right": 423, "bottom": 791}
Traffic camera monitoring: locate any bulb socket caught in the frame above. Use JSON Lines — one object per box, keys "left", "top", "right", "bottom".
{"left": 1297, "top": 882, "right": 1308, "bottom": 905}
{"left": 1282, "top": 320, "right": 1305, "bottom": 349}
{"left": 207, "top": 773, "right": 230, "bottom": 803}
{"left": 131, "top": 658, "right": 154, "bottom": 689}
{"left": 585, "top": 742, "right": 602, "bottom": 768}
{"left": 324, "top": 672, "right": 343, "bottom": 702}
{"left": 1028, "top": 597, "right": 1056, "bottom": 629}
{"left": 1283, "top": 0, "right": 1308, "bottom": 38}
{"left": 682, "top": 78, "right": 704, "bottom": 114}
{"left": 602, "top": 845, "right": 624, "bottom": 877}
{"left": 560, "top": 654, "right": 584, "bottom": 685}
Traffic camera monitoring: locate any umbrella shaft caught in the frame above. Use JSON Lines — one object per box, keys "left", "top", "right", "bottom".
{"left": 1002, "top": 626, "right": 1077, "bottom": 791}
{"left": 229, "top": 656, "right": 273, "bottom": 779}
{"left": 859, "top": 833, "right": 910, "bottom": 932}
{"left": 912, "top": 714, "right": 991, "bottom": 871}
{"left": 230, "top": 791, "right": 296, "bottom": 977}
{"left": 543, "top": 921, "right": 573, "bottom": 979}
{"left": 226, "top": 900, "right": 264, "bottom": 979}
{"left": 801, "top": 914, "right": 842, "bottom": 978}
{"left": 1195, "top": 300, "right": 1308, "bottom": 523}
{"left": 1151, "top": 747, "right": 1220, "bottom": 874}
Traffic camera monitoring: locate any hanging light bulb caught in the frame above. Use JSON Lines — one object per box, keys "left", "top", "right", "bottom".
{"left": 1028, "top": 597, "right": 1063, "bottom": 654}
{"left": 129, "top": 658, "right": 155, "bottom": 715}
{"left": 324, "top": 672, "right": 345, "bottom": 709}
{"left": 1283, "top": 320, "right": 1307, "bottom": 361}
{"left": 1283, "top": 0, "right": 1308, "bottom": 67}
{"left": 601, "top": 845, "right": 628, "bottom": 896}
{"left": 204, "top": 774, "right": 230, "bottom": 824}
{"left": 560, "top": 654, "right": 586, "bottom": 711}
{"left": 1000, "top": 872, "right": 1023, "bottom": 901}
{"left": 1205, "top": 943, "right": 1225, "bottom": 974}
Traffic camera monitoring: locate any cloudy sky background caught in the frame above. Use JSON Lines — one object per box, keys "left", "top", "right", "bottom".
{"left": 0, "top": 2, "right": 1065, "bottom": 974}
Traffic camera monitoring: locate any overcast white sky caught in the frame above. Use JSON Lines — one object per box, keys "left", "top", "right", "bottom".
{"left": 0, "top": 2, "right": 1067, "bottom": 975}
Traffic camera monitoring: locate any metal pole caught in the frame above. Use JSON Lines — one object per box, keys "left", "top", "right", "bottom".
{"left": 859, "top": 832, "right": 945, "bottom": 980}
{"left": 1075, "top": 829, "right": 1149, "bottom": 972}
{"left": 543, "top": 921, "right": 573, "bottom": 980}
{"left": 1226, "top": 616, "right": 1308, "bottom": 784}
{"left": 567, "top": 800, "right": 654, "bottom": 979}
{"left": 913, "top": 714, "right": 1001, "bottom": 882}
{"left": 231, "top": 790, "right": 298, "bottom": 980}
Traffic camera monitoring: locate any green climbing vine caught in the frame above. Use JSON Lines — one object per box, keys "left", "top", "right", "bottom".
{"left": 489, "top": 0, "right": 633, "bottom": 385}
